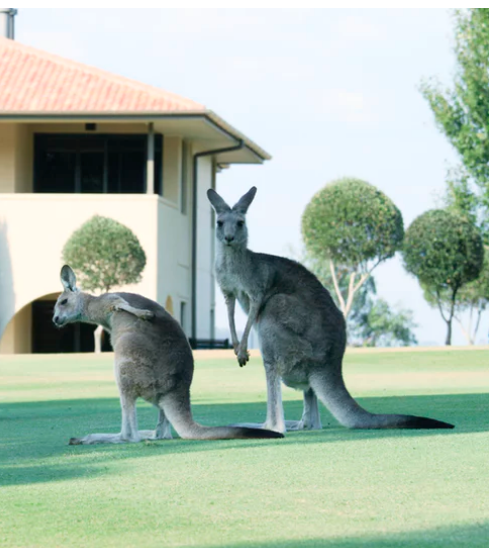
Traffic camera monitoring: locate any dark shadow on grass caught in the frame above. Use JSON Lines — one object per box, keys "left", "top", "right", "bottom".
{"left": 0, "top": 392, "right": 487, "bottom": 487}
{"left": 200, "top": 522, "right": 489, "bottom": 548}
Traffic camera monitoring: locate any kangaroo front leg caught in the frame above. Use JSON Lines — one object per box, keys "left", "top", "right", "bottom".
{"left": 236, "top": 301, "right": 260, "bottom": 367}
{"left": 114, "top": 299, "right": 154, "bottom": 321}
{"left": 225, "top": 294, "right": 240, "bottom": 352}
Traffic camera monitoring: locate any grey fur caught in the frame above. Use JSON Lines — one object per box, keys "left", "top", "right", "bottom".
{"left": 207, "top": 188, "right": 455, "bottom": 434}
{"left": 53, "top": 266, "right": 284, "bottom": 445}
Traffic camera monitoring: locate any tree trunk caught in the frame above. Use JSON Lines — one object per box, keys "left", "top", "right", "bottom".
{"left": 94, "top": 325, "right": 104, "bottom": 354}
{"left": 445, "top": 320, "right": 452, "bottom": 346}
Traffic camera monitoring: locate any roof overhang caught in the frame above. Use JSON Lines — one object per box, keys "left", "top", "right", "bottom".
{"left": 0, "top": 109, "right": 271, "bottom": 165}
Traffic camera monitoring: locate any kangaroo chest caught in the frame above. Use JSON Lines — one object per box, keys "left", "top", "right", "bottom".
{"left": 215, "top": 255, "right": 253, "bottom": 314}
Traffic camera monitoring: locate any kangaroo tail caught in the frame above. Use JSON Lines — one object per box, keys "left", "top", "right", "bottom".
{"left": 309, "top": 371, "right": 454, "bottom": 430}
{"left": 160, "top": 392, "right": 284, "bottom": 440}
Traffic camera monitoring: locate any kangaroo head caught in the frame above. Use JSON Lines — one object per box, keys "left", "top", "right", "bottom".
{"left": 53, "top": 265, "right": 85, "bottom": 327}
{"left": 207, "top": 187, "right": 257, "bottom": 248}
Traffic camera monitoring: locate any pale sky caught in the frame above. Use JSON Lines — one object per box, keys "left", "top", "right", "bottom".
{"left": 16, "top": 8, "right": 485, "bottom": 346}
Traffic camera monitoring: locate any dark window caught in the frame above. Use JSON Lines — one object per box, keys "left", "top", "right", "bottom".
{"left": 34, "top": 134, "right": 163, "bottom": 195}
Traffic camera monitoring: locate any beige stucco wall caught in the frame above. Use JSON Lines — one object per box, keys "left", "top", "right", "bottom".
{"left": 162, "top": 136, "right": 182, "bottom": 205}
{"left": 0, "top": 304, "right": 32, "bottom": 354}
{"left": 0, "top": 124, "right": 16, "bottom": 192}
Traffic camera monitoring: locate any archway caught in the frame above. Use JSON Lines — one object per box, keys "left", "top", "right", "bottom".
{"left": 0, "top": 294, "right": 112, "bottom": 354}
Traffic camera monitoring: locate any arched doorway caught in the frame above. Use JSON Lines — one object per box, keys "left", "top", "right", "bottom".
{"left": 32, "top": 295, "right": 112, "bottom": 354}
{"left": 0, "top": 294, "right": 112, "bottom": 354}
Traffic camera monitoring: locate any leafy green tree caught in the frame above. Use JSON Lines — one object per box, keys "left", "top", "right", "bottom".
{"left": 441, "top": 168, "right": 489, "bottom": 343}
{"left": 402, "top": 209, "right": 484, "bottom": 345}
{"left": 423, "top": 256, "right": 489, "bottom": 345}
{"left": 304, "top": 252, "right": 376, "bottom": 332}
{"left": 455, "top": 257, "right": 489, "bottom": 344}
{"left": 421, "top": 9, "right": 489, "bottom": 194}
{"left": 305, "top": 253, "right": 417, "bottom": 347}
{"left": 62, "top": 215, "right": 147, "bottom": 352}
{"left": 302, "top": 177, "right": 404, "bottom": 318}
{"left": 355, "top": 299, "right": 418, "bottom": 348}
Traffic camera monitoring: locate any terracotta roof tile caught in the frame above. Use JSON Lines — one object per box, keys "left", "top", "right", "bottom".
{"left": 0, "top": 37, "right": 205, "bottom": 112}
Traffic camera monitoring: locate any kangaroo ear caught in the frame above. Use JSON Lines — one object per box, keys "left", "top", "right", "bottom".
{"left": 233, "top": 187, "right": 257, "bottom": 215}
{"left": 207, "top": 189, "right": 231, "bottom": 214}
{"left": 61, "top": 265, "right": 78, "bottom": 292}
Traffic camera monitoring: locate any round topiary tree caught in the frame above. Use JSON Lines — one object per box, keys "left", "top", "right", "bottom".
{"left": 302, "top": 177, "right": 404, "bottom": 318}
{"left": 62, "top": 215, "right": 147, "bottom": 352}
{"left": 402, "top": 209, "right": 484, "bottom": 346}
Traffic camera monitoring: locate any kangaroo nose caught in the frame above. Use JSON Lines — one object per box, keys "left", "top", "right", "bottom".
{"left": 225, "top": 236, "right": 234, "bottom": 243}
{"left": 53, "top": 316, "right": 59, "bottom": 325}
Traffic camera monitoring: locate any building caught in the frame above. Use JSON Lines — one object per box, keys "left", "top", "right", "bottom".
{"left": 0, "top": 10, "right": 269, "bottom": 354}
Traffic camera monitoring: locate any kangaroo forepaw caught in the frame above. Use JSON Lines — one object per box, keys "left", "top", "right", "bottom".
{"left": 137, "top": 310, "right": 154, "bottom": 321}
{"left": 237, "top": 347, "right": 250, "bottom": 367}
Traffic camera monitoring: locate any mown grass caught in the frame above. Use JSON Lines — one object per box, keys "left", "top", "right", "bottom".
{"left": 0, "top": 349, "right": 488, "bottom": 547}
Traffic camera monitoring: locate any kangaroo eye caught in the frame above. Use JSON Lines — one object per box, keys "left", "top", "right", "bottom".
{"left": 217, "top": 221, "right": 224, "bottom": 228}
{"left": 237, "top": 221, "right": 244, "bottom": 228}
{"left": 60, "top": 299, "right": 68, "bottom": 306}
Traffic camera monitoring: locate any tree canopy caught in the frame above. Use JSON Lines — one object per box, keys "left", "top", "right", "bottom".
{"left": 421, "top": 9, "right": 489, "bottom": 193}
{"left": 302, "top": 177, "right": 404, "bottom": 269}
{"left": 403, "top": 209, "right": 483, "bottom": 291}
{"left": 62, "top": 215, "right": 147, "bottom": 293}
{"left": 402, "top": 209, "right": 484, "bottom": 345}
{"left": 301, "top": 177, "right": 404, "bottom": 318}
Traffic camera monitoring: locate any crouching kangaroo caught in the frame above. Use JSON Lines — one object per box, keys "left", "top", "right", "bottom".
{"left": 53, "top": 265, "right": 284, "bottom": 445}
{"left": 207, "top": 187, "right": 454, "bottom": 434}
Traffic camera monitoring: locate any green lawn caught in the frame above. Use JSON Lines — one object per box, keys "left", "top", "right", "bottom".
{"left": 1, "top": 349, "right": 488, "bottom": 548}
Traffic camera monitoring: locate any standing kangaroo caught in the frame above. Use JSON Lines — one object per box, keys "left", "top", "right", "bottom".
{"left": 207, "top": 187, "right": 454, "bottom": 434}
{"left": 53, "top": 265, "right": 283, "bottom": 444}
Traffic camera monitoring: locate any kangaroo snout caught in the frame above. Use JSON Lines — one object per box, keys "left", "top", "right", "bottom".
{"left": 225, "top": 236, "right": 235, "bottom": 244}
{"left": 53, "top": 315, "right": 63, "bottom": 327}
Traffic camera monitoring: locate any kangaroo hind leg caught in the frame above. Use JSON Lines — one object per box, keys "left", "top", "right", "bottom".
{"left": 285, "top": 388, "right": 322, "bottom": 431}
{"left": 232, "top": 362, "right": 286, "bottom": 434}
{"left": 69, "top": 390, "right": 141, "bottom": 445}
{"left": 147, "top": 407, "right": 173, "bottom": 440}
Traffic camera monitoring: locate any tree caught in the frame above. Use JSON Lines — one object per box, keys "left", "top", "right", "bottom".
{"left": 304, "top": 252, "right": 374, "bottom": 328}
{"left": 442, "top": 169, "right": 489, "bottom": 343}
{"left": 62, "top": 215, "right": 147, "bottom": 353}
{"left": 355, "top": 299, "right": 418, "bottom": 348}
{"left": 402, "top": 209, "right": 484, "bottom": 346}
{"left": 301, "top": 177, "right": 404, "bottom": 318}
{"left": 422, "top": 256, "right": 489, "bottom": 345}
{"left": 305, "top": 253, "right": 417, "bottom": 347}
{"left": 421, "top": 9, "right": 489, "bottom": 195}
{"left": 455, "top": 257, "right": 489, "bottom": 344}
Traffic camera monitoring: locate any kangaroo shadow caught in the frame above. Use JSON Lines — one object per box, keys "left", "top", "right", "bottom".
{"left": 0, "top": 392, "right": 487, "bottom": 487}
